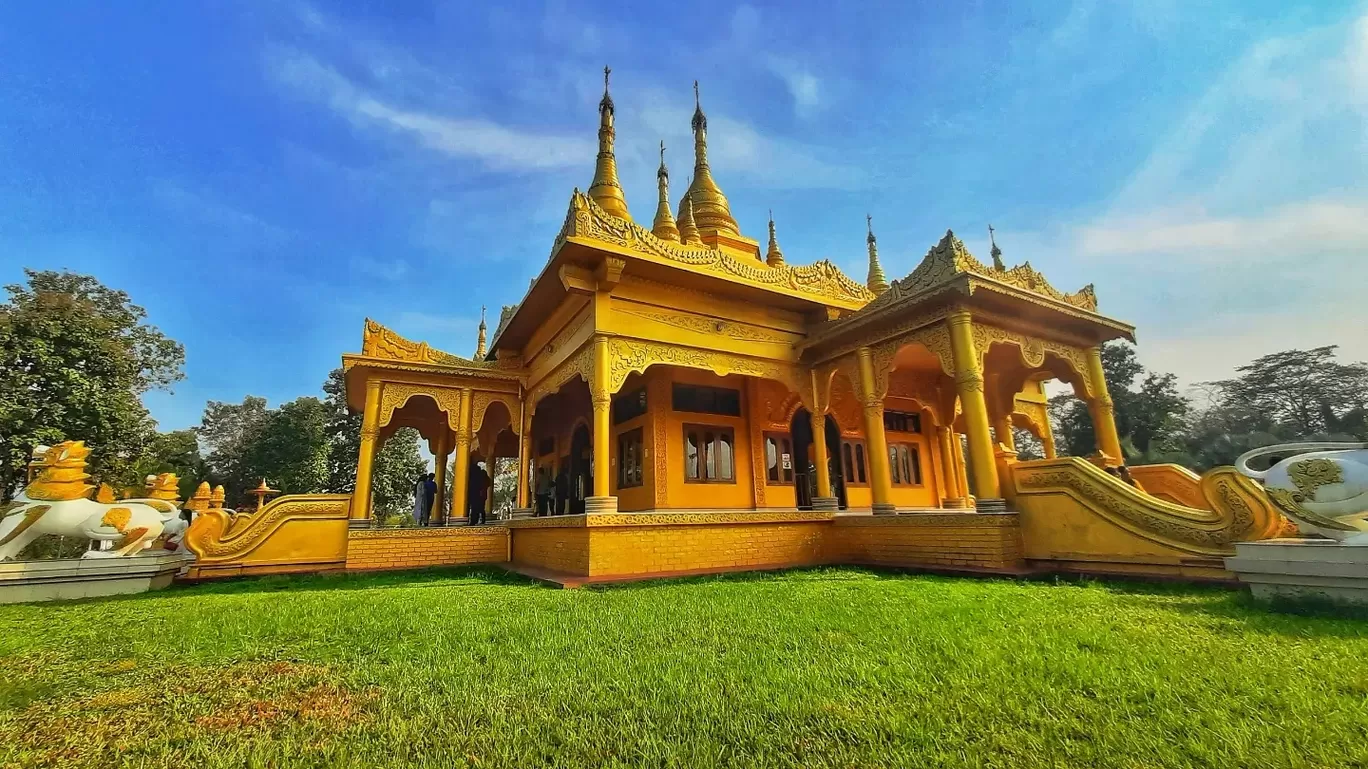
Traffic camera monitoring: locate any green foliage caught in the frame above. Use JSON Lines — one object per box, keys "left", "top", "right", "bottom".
{"left": 1049, "top": 341, "right": 1189, "bottom": 463}
{"left": 131, "top": 429, "right": 207, "bottom": 500}
{"left": 1, "top": 569, "right": 1366, "bottom": 768}
{"left": 0, "top": 270, "right": 184, "bottom": 500}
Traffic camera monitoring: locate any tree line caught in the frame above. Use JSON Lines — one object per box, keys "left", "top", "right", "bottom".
{"left": 4, "top": 270, "right": 1366, "bottom": 510}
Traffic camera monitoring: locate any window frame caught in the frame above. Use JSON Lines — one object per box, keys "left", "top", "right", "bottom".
{"left": 763, "top": 432, "right": 795, "bottom": 485}
{"left": 617, "top": 427, "right": 645, "bottom": 489}
{"left": 841, "top": 438, "right": 869, "bottom": 486}
{"left": 684, "top": 424, "right": 737, "bottom": 483}
{"left": 888, "top": 442, "right": 924, "bottom": 487}
{"left": 671, "top": 384, "right": 742, "bottom": 417}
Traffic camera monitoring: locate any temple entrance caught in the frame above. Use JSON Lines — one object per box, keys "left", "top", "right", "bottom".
{"left": 570, "top": 423, "right": 591, "bottom": 515}
{"left": 791, "top": 408, "right": 846, "bottom": 510}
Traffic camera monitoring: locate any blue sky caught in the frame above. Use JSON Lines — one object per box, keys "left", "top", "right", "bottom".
{"left": 4, "top": 1, "right": 1366, "bottom": 431}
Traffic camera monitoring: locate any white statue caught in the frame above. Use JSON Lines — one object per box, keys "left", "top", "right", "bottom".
{"left": 1236, "top": 442, "right": 1368, "bottom": 544}
{"left": 0, "top": 442, "right": 185, "bottom": 561}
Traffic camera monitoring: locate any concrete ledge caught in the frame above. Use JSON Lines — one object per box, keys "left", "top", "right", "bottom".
{"left": 0, "top": 552, "right": 193, "bottom": 604}
{"left": 505, "top": 510, "right": 834, "bottom": 528}
{"left": 1225, "top": 538, "right": 1368, "bottom": 605}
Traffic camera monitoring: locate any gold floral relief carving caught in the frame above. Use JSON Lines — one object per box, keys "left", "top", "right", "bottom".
{"left": 362, "top": 319, "right": 494, "bottom": 369}
{"left": 559, "top": 191, "right": 874, "bottom": 307}
{"left": 618, "top": 306, "right": 792, "bottom": 344}
{"left": 536, "top": 312, "right": 591, "bottom": 363}
{"left": 378, "top": 383, "right": 464, "bottom": 433}
{"left": 471, "top": 392, "right": 522, "bottom": 436}
{"left": 528, "top": 345, "right": 594, "bottom": 413}
{"left": 827, "top": 374, "right": 862, "bottom": 432}
{"left": 648, "top": 374, "right": 671, "bottom": 508}
{"left": 606, "top": 338, "right": 800, "bottom": 396}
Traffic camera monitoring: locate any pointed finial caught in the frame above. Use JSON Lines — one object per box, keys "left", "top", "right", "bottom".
{"left": 475, "top": 305, "right": 488, "bottom": 358}
{"left": 678, "top": 194, "right": 701, "bottom": 245}
{"left": 765, "top": 210, "right": 785, "bottom": 267}
{"left": 988, "top": 224, "right": 1006, "bottom": 271}
{"left": 652, "top": 141, "right": 680, "bottom": 242}
{"left": 588, "top": 66, "right": 629, "bottom": 220}
{"left": 865, "top": 214, "right": 889, "bottom": 295}
{"left": 691, "top": 80, "right": 706, "bottom": 132}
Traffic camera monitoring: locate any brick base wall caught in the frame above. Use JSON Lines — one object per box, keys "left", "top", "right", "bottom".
{"left": 345, "top": 527, "right": 508, "bottom": 571}
{"left": 510, "top": 527, "right": 590, "bottom": 574}
{"left": 587, "top": 521, "right": 828, "bottom": 578}
{"left": 830, "top": 513, "right": 1023, "bottom": 571}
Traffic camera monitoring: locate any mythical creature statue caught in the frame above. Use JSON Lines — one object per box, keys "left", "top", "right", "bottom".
{"left": 0, "top": 441, "right": 189, "bottom": 561}
{"left": 1236, "top": 442, "right": 1368, "bottom": 545}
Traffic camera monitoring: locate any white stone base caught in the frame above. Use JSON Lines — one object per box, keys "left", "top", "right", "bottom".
{"left": 0, "top": 551, "right": 193, "bottom": 604}
{"left": 1224, "top": 538, "right": 1368, "bottom": 605}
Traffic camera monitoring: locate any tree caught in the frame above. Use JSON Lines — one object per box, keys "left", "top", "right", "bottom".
{"left": 131, "top": 429, "right": 207, "bottom": 501}
{"left": 197, "top": 396, "right": 272, "bottom": 508}
{"left": 1048, "top": 341, "right": 1190, "bottom": 462}
{"left": 0, "top": 270, "right": 184, "bottom": 500}
{"left": 319, "top": 368, "right": 424, "bottom": 518}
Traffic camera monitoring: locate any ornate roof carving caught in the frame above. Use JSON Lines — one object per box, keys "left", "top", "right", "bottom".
{"left": 861, "top": 230, "right": 1098, "bottom": 314}
{"left": 556, "top": 190, "right": 875, "bottom": 307}
{"left": 360, "top": 319, "right": 507, "bottom": 369}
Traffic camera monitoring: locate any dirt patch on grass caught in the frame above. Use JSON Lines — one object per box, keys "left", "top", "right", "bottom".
{"left": 1, "top": 658, "right": 378, "bottom": 768}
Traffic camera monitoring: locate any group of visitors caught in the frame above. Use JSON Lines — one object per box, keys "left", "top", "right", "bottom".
{"left": 533, "top": 466, "right": 570, "bottom": 516}
{"left": 411, "top": 462, "right": 492, "bottom": 526}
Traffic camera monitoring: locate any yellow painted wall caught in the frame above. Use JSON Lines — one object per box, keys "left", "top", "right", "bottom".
{"left": 655, "top": 367, "right": 757, "bottom": 510}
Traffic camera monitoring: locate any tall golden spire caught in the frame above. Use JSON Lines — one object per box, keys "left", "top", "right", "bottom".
{"left": 866, "top": 214, "right": 889, "bottom": 294}
{"left": 765, "top": 210, "right": 785, "bottom": 267}
{"left": 681, "top": 81, "right": 740, "bottom": 237}
{"left": 988, "top": 223, "right": 1006, "bottom": 271}
{"left": 678, "top": 193, "right": 702, "bottom": 245}
{"left": 652, "top": 141, "right": 680, "bottom": 242}
{"left": 475, "top": 305, "right": 487, "bottom": 359}
{"left": 587, "top": 66, "right": 631, "bottom": 220}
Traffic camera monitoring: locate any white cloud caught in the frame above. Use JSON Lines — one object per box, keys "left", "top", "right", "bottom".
{"left": 267, "top": 47, "right": 593, "bottom": 172}
{"left": 766, "top": 56, "right": 821, "bottom": 116}
{"left": 1076, "top": 199, "right": 1368, "bottom": 262}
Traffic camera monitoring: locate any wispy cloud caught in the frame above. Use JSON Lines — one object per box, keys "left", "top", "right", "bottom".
{"left": 766, "top": 56, "right": 821, "bottom": 117}
{"left": 267, "top": 47, "right": 593, "bottom": 172}
{"left": 151, "top": 179, "right": 290, "bottom": 244}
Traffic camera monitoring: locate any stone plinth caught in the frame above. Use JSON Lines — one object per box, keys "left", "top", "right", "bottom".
{"left": 0, "top": 551, "right": 193, "bottom": 605}
{"left": 1224, "top": 538, "right": 1368, "bottom": 605}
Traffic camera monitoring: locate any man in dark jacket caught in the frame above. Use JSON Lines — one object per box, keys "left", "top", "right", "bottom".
{"left": 468, "top": 462, "right": 491, "bottom": 525}
{"left": 553, "top": 466, "right": 569, "bottom": 516}
{"left": 421, "top": 473, "right": 437, "bottom": 526}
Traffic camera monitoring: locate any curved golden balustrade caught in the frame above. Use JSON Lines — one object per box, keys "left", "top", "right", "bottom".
{"left": 183, "top": 494, "right": 352, "bottom": 579}
{"left": 1004, "top": 457, "right": 1287, "bottom": 575}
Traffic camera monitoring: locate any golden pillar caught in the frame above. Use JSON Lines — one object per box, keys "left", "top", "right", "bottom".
{"left": 1085, "top": 346, "right": 1125, "bottom": 464}
{"left": 516, "top": 404, "right": 532, "bottom": 510}
{"left": 856, "top": 348, "right": 895, "bottom": 514}
{"left": 946, "top": 312, "right": 1001, "bottom": 503}
{"left": 937, "top": 426, "right": 966, "bottom": 508}
{"left": 450, "top": 388, "right": 473, "bottom": 523}
{"left": 993, "top": 415, "right": 1016, "bottom": 453}
{"left": 1041, "top": 429, "right": 1057, "bottom": 459}
{"left": 432, "top": 432, "right": 449, "bottom": 526}
{"left": 588, "top": 336, "right": 617, "bottom": 513}
{"left": 809, "top": 410, "right": 836, "bottom": 510}
{"left": 351, "top": 380, "right": 383, "bottom": 524}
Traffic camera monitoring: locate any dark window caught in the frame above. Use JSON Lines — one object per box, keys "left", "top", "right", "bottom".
{"left": 842, "top": 440, "right": 868, "bottom": 485}
{"left": 672, "top": 384, "right": 741, "bottom": 417}
{"left": 684, "top": 425, "right": 735, "bottom": 482}
{"left": 617, "top": 428, "right": 644, "bottom": 488}
{"left": 612, "top": 388, "right": 648, "bottom": 425}
{"left": 884, "top": 411, "right": 922, "bottom": 434}
{"left": 765, "top": 433, "right": 794, "bottom": 484}
{"left": 889, "top": 444, "right": 923, "bottom": 486}
{"left": 538, "top": 437, "right": 556, "bottom": 456}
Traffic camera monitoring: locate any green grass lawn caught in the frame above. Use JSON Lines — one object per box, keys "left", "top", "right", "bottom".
{"left": 2, "top": 567, "right": 1366, "bottom": 769}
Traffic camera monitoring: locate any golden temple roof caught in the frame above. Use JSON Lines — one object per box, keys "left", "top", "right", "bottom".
{"left": 586, "top": 66, "right": 630, "bottom": 221}
{"left": 652, "top": 141, "right": 680, "bottom": 242}
{"left": 679, "top": 82, "right": 741, "bottom": 239}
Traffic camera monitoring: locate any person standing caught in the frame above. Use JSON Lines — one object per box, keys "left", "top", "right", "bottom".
{"left": 468, "top": 462, "right": 491, "bottom": 525}
{"left": 535, "top": 467, "right": 552, "bottom": 516}
{"left": 553, "top": 465, "right": 569, "bottom": 516}
{"left": 422, "top": 472, "right": 437, "bottom": 525}
{"left": 412, "top": 474, "right": 427, "bottom": 525}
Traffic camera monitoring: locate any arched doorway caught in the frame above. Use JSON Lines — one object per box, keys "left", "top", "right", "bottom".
{"left": 790, "top": 408, "right": 846, "bottom": 510}
{"left": 570, "top": 423, "right": 591, "bottom": 515}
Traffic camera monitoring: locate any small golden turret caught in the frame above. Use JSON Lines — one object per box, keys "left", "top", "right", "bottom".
{"left": 678, "top": 194, "right": 702, "bottom": 245}
{"left": 988, "top": 224, "right": 1007, "bottom": 271}
{"left": 250, "top": 479, "right": 279, "bottom": 511}
{"left": 681, "top": 81, "right": 740, "bottom": 237}
{"left": 186, "top": 482, "right": 212, "bottom": 512}
{"left": 475, "top": 305, "right": 488, "bottom": 359}
{"left": 210, "top": 485, "right": 226, "bottom": 510}
{"left": 765, "top": 211, "right": 786, "bottom": 267}
{"left": 587, "top": 66, "right": 631, "bottom": 221}
{"left": 651, "top": 141, "right": 680, "bottom": 242}
{"left": 866, "top": 214, "right": 889, "bottom": 295}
